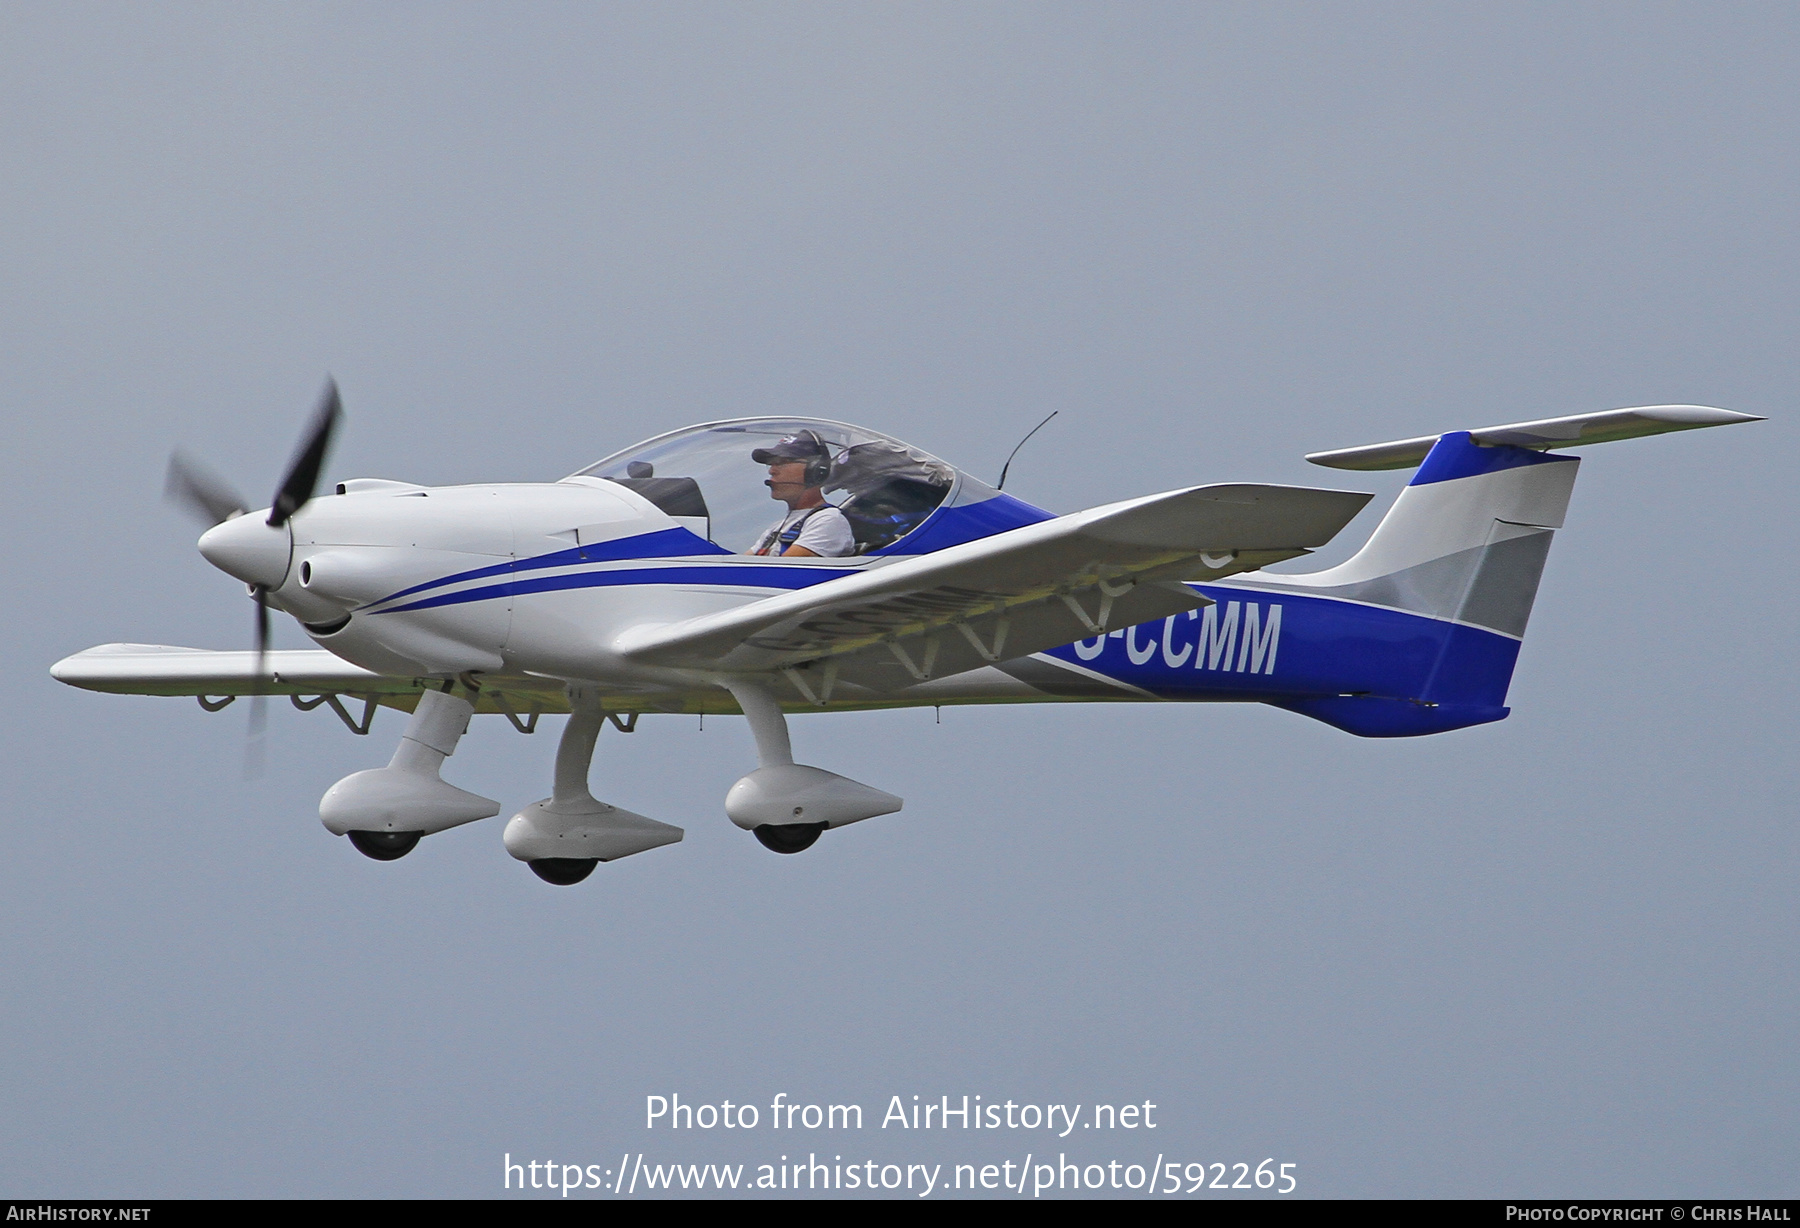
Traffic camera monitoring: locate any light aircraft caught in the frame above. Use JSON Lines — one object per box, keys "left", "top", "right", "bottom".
{"left": 51, "top": 394, "right": 1760, "bottom": 884}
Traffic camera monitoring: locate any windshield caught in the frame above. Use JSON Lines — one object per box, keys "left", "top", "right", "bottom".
{"left": 570, "top": 418, "right": 975, "bottom": 554}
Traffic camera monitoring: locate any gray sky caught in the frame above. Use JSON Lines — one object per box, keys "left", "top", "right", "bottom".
{"left": 3, "top": 2, "right": 1794, "bottom": 1198}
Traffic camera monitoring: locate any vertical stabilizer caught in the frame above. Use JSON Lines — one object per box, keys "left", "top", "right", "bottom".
{"left": 1283, "top": 431, "right": 1578, "bottom": 642}
{"left": 1241, "top": 432, "right": 1581, "bottom": 733}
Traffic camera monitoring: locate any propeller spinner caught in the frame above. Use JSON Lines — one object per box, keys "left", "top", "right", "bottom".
{"left": 167, "top": 380, "right": 344, "bottom": 673}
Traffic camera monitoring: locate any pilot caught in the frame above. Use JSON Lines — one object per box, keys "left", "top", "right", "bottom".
{"left": 748, "top": 431, "right": 855, "bottom": 557}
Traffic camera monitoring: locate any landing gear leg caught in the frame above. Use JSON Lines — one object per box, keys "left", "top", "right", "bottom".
{"left": 502, "top": 685, "right": 682, "bottom": 883}
{"left": 320, "top": 687, "right": 501, "bottom": 859}
{"left": 721, "top": 679, "right": 901, "bottom": 852}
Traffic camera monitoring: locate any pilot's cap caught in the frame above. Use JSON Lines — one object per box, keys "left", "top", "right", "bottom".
{"left": 751, "top": 430, "right": 830, "bottom": 467}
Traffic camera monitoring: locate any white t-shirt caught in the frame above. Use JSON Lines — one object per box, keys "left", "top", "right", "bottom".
{"left": 753, "top": 505, "right": 855, "bottom": 557}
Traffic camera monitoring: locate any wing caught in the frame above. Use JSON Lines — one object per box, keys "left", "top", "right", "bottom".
{"left": 615, "top": 482, "right": 1373, "bottom": 694}
{"left": 48, "top": 644, "right": 574, "bottom": 720}
{"left": 51, "top": 644, "right": 405, "bottom": 697}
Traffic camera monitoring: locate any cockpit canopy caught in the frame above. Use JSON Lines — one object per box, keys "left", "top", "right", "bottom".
{"left": 570, "top": 418, "right": 992, "bottom": 554}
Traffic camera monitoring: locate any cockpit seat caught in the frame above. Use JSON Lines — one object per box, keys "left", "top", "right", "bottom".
{"left": 839, "top": 478, "right": 949, "bottom": 552}
{"left": 823, "top": 442, "right": 953, "bottom": 552}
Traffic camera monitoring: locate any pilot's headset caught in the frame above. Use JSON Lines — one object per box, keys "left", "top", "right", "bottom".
{"left": 755, "top": 429, "right": 835, "bottom": 488}
{"left": 798, "top": 430, "right": 833, "bottom": 488}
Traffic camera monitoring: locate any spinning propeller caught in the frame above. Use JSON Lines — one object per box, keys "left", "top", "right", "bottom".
{"left": 165, "top": 381, "right": 343, "bottom": 738}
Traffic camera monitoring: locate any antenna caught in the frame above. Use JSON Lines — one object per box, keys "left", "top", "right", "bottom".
{"left": 996, "top": 411, "right": 1059, "bottom": 491}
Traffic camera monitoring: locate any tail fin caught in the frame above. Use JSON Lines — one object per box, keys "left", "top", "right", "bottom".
{"left": 1256, "top": 405, "right": 1759, "bottom": 736}
{"left": 1293, "top": 430, "right": 1578, "bottom": 646}
{"left": 1264, "top": 433, "right": 1576, "bottom": 730}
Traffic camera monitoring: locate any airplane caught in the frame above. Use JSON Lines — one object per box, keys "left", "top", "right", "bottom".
{"left": 51, "top": 393, "right": 1761, "bottom": 884}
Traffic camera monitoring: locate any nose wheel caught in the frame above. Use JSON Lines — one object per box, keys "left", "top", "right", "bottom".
{"left": 752, "top": 822, "right": 827, "bottom": 854}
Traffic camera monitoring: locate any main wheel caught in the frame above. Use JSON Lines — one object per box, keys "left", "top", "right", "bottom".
{"left": 752, "top": 822, "right": 828, "bottom": 854}
{"left": 347, "top": 830, "right": 421, "bottom": 861}
{"left": 529, "top": 857, "right": 599, "bottom": 885}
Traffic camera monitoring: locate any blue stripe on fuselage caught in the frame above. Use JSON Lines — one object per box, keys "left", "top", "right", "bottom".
{"left": 1041, "top": 585, "right": 1522, "bottom": 710}
{"left": 375, "top": 562, "right": 848, "bottom": 614}
{"left": 360, "top": 526, "right": 730, "bottom": 610}
{"left": 362, "top": 493, "right": 1045, "bottom": 610}
{"left": 358, "top": 517, "right": 1522, "bottom": 723}
{"left": 370, "top": 554, "right": 1521, "bottom": 709}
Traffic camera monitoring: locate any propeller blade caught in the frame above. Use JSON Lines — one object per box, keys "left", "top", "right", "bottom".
{"left": 267, "top": 378, "right": 343, "bottom": 527}
{"left": 245, "top": 585, "right": 270, "bottom": 778}
{"left": 165, "top": 450, "right": 249, "bottom": 528}
{"left": 165, "top": 380, "right": 342, "bottom": 778}
{"left": 253, "top": 584, "right": 270, "bottom": 670}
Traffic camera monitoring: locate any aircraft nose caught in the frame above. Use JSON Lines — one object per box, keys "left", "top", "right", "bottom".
{"left": 198, "top": 512, "right": 292, "bottom": 588}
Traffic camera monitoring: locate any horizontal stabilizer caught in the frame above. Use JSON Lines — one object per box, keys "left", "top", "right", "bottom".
{"left": 1306, "top": 405, "right": 1762, "bottom": 471}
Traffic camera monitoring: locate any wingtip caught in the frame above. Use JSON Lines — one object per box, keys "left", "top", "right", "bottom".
{"left": 1304, "top": 442, "right": 1436, "bottom": 472}
{"left": 1632, "top": 404, "right": 1765, "bottom": 426}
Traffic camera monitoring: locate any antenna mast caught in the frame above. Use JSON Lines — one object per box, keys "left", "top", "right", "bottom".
{"left": 996, "top": 411, "right": 1059, "bottom": 491}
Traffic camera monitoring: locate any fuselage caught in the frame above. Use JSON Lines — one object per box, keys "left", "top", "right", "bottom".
{"left": 196, "top": 470, "right": 1520, "bottom": 739}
